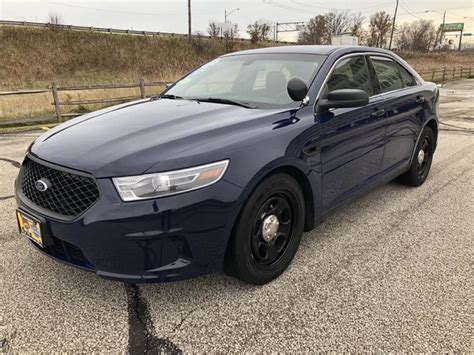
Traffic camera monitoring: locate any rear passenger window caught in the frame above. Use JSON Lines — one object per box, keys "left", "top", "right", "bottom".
{"left": 398, "top": 64, "right": 417, "bottom": 87}
{"left": 325, "top": 55, "right": 374, "bottom": 96}
{"left": 371, "top": 56, "right": 403, "bottom": 93}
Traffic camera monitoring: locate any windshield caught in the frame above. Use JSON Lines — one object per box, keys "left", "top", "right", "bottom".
{"left": 165, "top": 53, "right": 325, "bottom": 109}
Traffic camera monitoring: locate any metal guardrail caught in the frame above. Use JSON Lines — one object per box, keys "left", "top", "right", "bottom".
{"left": 0, "top": 19, "right": 290, "bottom": 44}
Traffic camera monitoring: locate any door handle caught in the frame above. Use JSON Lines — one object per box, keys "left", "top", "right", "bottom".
{"left": 371, "top": 109, "right": 385, "bottom": 118}
{"left": 416, "top": 96, "right": 425, "bottom": 104}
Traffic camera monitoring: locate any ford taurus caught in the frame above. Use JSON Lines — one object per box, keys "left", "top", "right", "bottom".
{"left": 15, "top": 46, "right": 439, "bottom": 284}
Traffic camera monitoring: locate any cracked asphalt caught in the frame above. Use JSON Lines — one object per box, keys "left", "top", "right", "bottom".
{"left": 0, "top": 80, "right": 473, "bottom": 352}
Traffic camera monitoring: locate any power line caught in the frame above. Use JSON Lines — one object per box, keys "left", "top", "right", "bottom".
{"left": 290, "top": 0, "right": 393, "bottom": 11}
{"left": 47, "top": 1, "right": 205, "bottom": 17}
{"left": 399, "top": 1, "right": 424, "bottom": 20}
{"left": 262, "top": 0, "right": 309, "bottom": 14}
{"left": 263, "top": 0, "right": 394, "bottom": 13}
{"left": 400, "top": 6, "right": 473, "bottom": 15}
{"left": 399, "top": 2, "right": 473, "bottom": 22}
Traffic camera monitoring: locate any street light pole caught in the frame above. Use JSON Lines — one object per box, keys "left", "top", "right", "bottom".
{"left": 225, "top": 8, "right": 239, "bottom": 23}
{"left": 388, "top": 0, "right": 399, "bottom": 50}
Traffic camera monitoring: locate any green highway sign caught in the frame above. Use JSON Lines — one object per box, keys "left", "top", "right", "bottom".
{"left": 441, "top": 23, "right": 464, "bottom": 32}
{"left": 463, "top": 33, "right": 472, "bottom": 36}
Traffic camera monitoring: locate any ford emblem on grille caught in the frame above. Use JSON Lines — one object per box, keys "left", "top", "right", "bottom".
{"left": 35, "top": 179, "right": 50, "bottom": 192}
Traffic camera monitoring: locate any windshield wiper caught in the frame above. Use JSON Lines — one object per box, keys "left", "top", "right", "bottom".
{"left": 193, "top": 97, "right": 256, "bottom": 109}
{"left": 151, "top": 93, "right": 184, "bottom": 100}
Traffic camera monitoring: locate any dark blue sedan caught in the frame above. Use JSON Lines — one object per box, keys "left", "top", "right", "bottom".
{"left": 15, "top": 46, "right": 439, "bottom": 284}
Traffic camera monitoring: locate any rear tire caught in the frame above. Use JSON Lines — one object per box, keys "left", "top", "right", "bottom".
{"left": 398, "top": 126, "right": 435, "bottom": 187}
{"left": 224, "top": 174, "right": 305, "bottom": 285}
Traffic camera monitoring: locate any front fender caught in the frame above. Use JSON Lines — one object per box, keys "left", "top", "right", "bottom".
{"left": 225, "top": 156, "right": 321, "bottom": 233}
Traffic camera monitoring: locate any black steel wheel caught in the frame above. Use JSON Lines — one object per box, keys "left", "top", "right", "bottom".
{"left": 398, "top": 126, "right": 435, "bottom": 187}
{"left": 224, "top": 174, "right": 305, "bottom": 285}
{"left": 416, "top": 137, "right": 432, "bottom": 180}
{"left": 251, "top": 194, "right": 295, "bottom": 267}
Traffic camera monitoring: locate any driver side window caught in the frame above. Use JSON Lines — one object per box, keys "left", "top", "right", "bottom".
{"left": 325, "top": 55, "right": 374, "bottom": 97}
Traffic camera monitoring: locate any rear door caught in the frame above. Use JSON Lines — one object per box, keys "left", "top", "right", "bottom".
{"left": 368, "top": 55, "right": 425, "bottom": 175}
{"left": 317, "top": 55, "right": 385, "bottom": 212}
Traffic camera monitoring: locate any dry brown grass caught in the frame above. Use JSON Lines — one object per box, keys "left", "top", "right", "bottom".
{"left": 0, "top": 85, "right": 165, "bottom": 121}
{"left": 0, "top": 26, "right": 263, "bottom": 90}
{"left": 1, "top": 25, "right": 473, "bottom": 122}
{"left": 396, "top": 51, "right": 474, "bottom": 73}
{"left": 0, "top": 26, "right": 268, "bottom": 122}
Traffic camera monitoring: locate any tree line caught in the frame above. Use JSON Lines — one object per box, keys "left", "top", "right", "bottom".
{"left": 207, "top": 10, "right": 444, "bottom": 52}
{"left": 298, "top": 9, "right": 441, "bottom": 51}
{"left": 207, "top": 20, "right": 273, "bottom": 44}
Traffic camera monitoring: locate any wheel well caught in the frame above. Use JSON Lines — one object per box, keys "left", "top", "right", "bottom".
{"left": 260, "top": 166, "right": 315, "bottom": 232}
{"left": 426, "top": 119, "right": 438, "bottom": 151}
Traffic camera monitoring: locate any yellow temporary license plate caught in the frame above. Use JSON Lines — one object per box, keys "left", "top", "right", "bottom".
{"left": 16, "top": 210, "right": 44, "bottom": 248}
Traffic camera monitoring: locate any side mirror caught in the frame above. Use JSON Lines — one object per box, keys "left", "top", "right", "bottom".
{"left": 287, "top": 78, "right": 308, "bottom": 102}
{"left": 318, "top": 89, "right": 369, "bottom": 110}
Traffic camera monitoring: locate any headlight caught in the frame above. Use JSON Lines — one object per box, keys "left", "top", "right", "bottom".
{"left": 112, "top": 160, "right": 229, "bottom": 201}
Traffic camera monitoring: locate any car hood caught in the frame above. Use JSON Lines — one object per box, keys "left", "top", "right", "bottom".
{"left": 31, "top": 99, "right": 282, "bottom": 177}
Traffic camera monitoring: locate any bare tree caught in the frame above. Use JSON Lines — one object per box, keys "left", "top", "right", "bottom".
{"left": 397, "top": 20, "right": 437, "bottom": 52}
{"left": 397, "top": 22, "right": 411, "bottom": 51}
{"left": 350, "top": 12, "right": 365, "bottom": 41}
{"left": 208, "top": 21, "right": 220, "bottom": 37}
{"left": 47, "top": 12, "right": 63, "bottom": 31}
{"left": 247, "top": 20, "right": 271, "bottom": 43}
{"left": 223, "top": 24, "right": 239, "bottom": 52}
{"left": 411, "top": 20, "right": 437, "bottom": 51}
{"left": 368, "top": 11, "right": 392, "bottom": 48}
{"left": 325, "top": 10, "right": 353, "bottom": 36}
{"left": 299, "top": 15, "right": 329, "bottom": 44}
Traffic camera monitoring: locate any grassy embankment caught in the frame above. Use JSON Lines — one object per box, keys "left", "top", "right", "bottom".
{"left": 1, "top": 26, "right": 473, "bottom": 122}
{"left": 0, "top": 26, "right": 267, "bottom": 122}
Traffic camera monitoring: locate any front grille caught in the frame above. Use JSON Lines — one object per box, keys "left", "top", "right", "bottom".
{"left": 20, "top": 157, "right": 100, "bottom": 218}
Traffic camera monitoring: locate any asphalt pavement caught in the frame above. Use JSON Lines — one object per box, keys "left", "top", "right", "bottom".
{"left": 0, "top": 80, "right": 472, "bottom": 353}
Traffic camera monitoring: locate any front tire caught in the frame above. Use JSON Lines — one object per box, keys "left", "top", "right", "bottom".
{"left": 398, "top": 126, "right": 435, "bottom": 187}
{"left": 224, "top": 174, "right": 305, "bottom": 285}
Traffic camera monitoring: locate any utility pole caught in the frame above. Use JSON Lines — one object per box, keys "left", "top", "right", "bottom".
{"left": 439, "top": 10, "right": 446, "bottom": 47}
{"left": 388, "top": 0, "right": 399, "bottom": 50}
{"left": 458, "top": 30, "right": 463, "bottom": 51}
{"left": 188, "top": 0, "right": 191, "bottom": 41}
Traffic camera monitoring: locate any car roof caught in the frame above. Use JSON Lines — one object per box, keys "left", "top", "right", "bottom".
{"left": 223, "top": 45, "right": 392, "bottom": 57}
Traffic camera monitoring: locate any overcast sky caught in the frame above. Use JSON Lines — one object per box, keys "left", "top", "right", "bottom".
{"left": 1, "top": 0, "right": 473, "bottom": 43}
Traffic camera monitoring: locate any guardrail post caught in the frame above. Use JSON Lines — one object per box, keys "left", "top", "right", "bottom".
{"left": 452, "top": 67, "right": 456, "bottom": 80}
{"left": 431, "top": 70, "right": 435, "bottom": 81}
{"left": 460, "top": 66, "right": 463, "bottom": 79}
{"left": 139, "top": 79, "right": 146, "bottom": 99}
{"left": 51, "top": 82, "right": 62, "bottom": 122}
{"left": 442, "top": 67, "right": 446, "bottom": 82}
{"left": 470, "top": 66, "right": 472, "bottom": 77}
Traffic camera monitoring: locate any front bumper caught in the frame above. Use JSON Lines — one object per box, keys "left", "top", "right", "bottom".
{"left": 16, "top": 167, "right": 244, "bottom": 283}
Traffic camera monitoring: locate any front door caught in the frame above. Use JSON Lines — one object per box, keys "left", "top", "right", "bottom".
{"left": 316, "top": 55, "right": 385, "bottom": 212}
